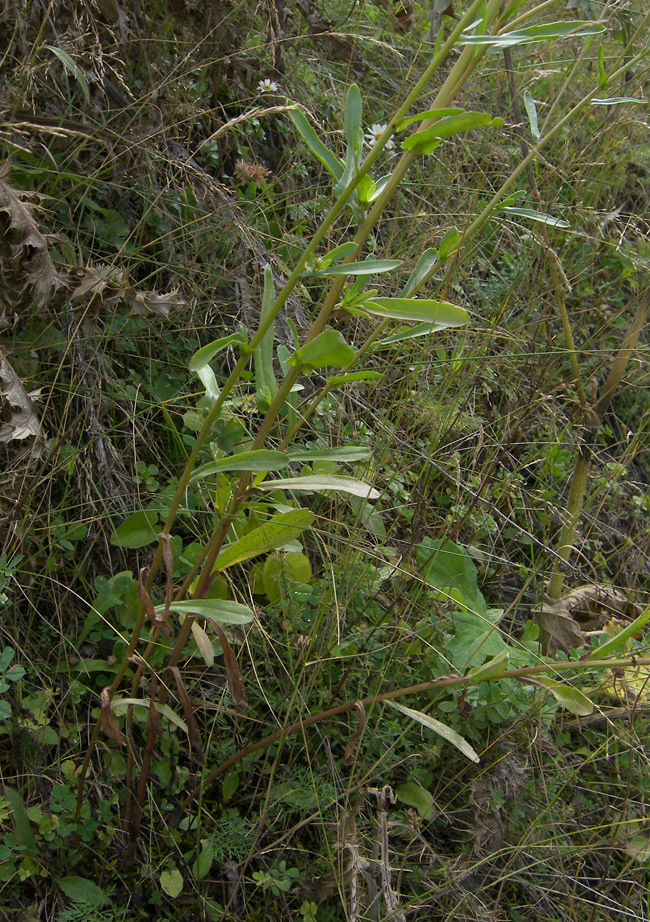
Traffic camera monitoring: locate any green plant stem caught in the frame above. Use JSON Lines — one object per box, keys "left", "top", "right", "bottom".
{"left": 180, "top": 654, "right": 650, "bottom": 814}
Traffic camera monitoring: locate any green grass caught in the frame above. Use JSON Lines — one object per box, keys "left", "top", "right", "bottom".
{"left": 1, "top": 1, "right": 650, "bottom": 919}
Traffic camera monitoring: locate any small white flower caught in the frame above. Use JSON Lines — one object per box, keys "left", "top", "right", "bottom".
{"left": 365, "top": 123, "right": 395, "bottom": 150}
{"left": 257, "top": 78, "right": 279, "bottom": 93}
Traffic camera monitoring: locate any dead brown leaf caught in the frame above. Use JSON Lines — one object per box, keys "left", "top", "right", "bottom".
{"left": 101, "top": 687, "right": 125, "bottom": 745}
{"left": 126, "top": 288, "right": 185, "bottom": 317}
{"left": 537, "top": 585, "right": 640, "bottom": 656}
{"left": 210, "top": 621, "right": 249, "bottom": 709}
{"left": 0, "top": 160, "right": 64, "bottom": 308}
{"left": 166, "top": 665, "right": 205, "bottom": 763}
{"left": 0, "top": 346, "right": 45, "bottom": 450}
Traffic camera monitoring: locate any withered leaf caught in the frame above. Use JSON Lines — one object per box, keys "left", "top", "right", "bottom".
{"left": 137, "top": 567, "right": 172, "bottom": 638}
{"left": 71, "top": 264, "right": 126, "bottom": 305}
{"left": 101, "top": 687, "right": 125, "bottom": 745}
{"left": 0, "top": 346, "right": 45, "bottom": 449}
{"left": 166, "top": 666, "right": 205, "bottom": 764}
{"left": 0, "top": 160, "right": 64, "bottom": 307}
{"left": 127, "top": 288, "right": 185, "bottom": 317}
{"left": 537, "top": 585, "right": 639, "bottom": 656}
{"left": 210, "top": 621, "right": 249, "bottom": 709}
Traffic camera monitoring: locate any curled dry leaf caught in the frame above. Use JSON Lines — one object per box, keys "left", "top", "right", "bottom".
{"left": 100, "top": 687, "right": 125, "bottom": 745}
{"left": 71, "top": 264, "right": 126, "bottom": 306}
{"left": 537, "top": 584, "right": 640, "bottom": 656}
{"left": 0, "top": 160, "right": 64, "bottom": 308}
{"left": 0, "top": 346, "right": 45, "bottom": 451}
{"left": 127, "top": 288, "right": 185, "bottom": 317}
{"left": 137, "top": 567, "right": 172, "bottom": 638}
{"left": 209, "top": 621, "right": 249, "bottom": 709}
{"left": 166, "top": 666, "right": 205, "bottom": 764}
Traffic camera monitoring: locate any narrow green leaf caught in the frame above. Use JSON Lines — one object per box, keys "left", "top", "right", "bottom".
{"left": 45, "top": 45, "right": 90, "bottom": 103}
{"left": 214, "top": 508, "right": 315, "bottom": 571}
{"left": 306, "top": 259, "right": 402, "bottom": 278}
{"left": 287, "top": 329, "right": 355, "bottom": 373}
{"left": 111, "top": 698, "right": 188, "bottom": 732}
{"left": 438, "top": 226, "right": 461, "bottom": 260}
{"left": 324, "top": 242, "right": 360, "bottom": 263}
{"left": 4, "top": 787, "right": 37, "bottom": 858}
{"left": 597, "top": 44, "right": 608, "bottom": 90}
{"left": 288, "top": 108, "right": 344, "bottom": 179}
{"left": 159, "top": 599, "right": 255, "bottom": 625}
{"left": 189, "top": 333, "right": 247, "bottom": 371}
{"left": 502, "top": 206, "right": 570, "bottom": 228}
{"left": 289, "top": 446, "right": 371, "bottom": 463}
{"left": 344, "top": 84, "right": 363, "bottom": 158}
{"left": 591, "top": 97, "right": 647, "bottom": 106}
{"left": 402, "top": 112, "right": 501, "bottom": 153}
{"left": 259, "top": 475, "right": 379, "bottom": 499}
{"left": 523, "top": 90, "right": 540, "bottom": 140}
{"left": 458, "top": 20, "right": 605, "bottom": 48}
{"left": 189, "top": 450, "right": 290, "bottom": 483}
{"left": 255, "top": 266, "right": 278, "bottom": 401}
{"left": 396, "top": 107, "right": 464, "bottom": 131}
{"left": 402, "top": 248, "right": 438, "bottom": 297}
{"left": 325, "top": 371, "right": 383, "bottom": 385}
{"left": 374, "top": 322, "right": 441, "bottom": 347}
{"left": 196, "top": 364, "right": 220, "bottom": 400}
{"left": 387, "top": 701, "right": 480, "bottom": 763}
{"left": 110, "top": 511, "right": 160, "bottom": 548}
{"left": 193, "top": 842, "right": 215, "bottom": 881}
{"left": 530, "top": 677, "right": 593, "bottom": 716}
{"left": 585, "top": 605, "right": 650, "bottom": 660}
{"left": 361, "top": 297, "right": 469, "bottom": 327}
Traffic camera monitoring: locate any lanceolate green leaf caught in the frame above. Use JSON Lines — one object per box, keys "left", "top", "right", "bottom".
{"left": 288, "top": 446, "right": 372, "bottom": 463}
{"left": 374, "top": 322, "right": 442, "bottom": 347}
{"left": 323, "top": 241, "right": 360, "bottom": 263}
{"left": 387, "top": 701, "right": 480, "bottom": 763}
{"left": 458, "top": 20, "right": 605, "bottom": 49}
{"left": 396, "top": 107, "right": 464, "bottom": 132}
{"left": 111, "top": 698, "right": 188, "bottom": 732}
{"left": 45, "top": 45, "right": 90, "bottom": 103}
{"left": 591, "top": 97, "right": 647, "bottom": 106}
{"left": 189, "top": 333, "right": 247, "bottom": 372}
{"left": 402, "top": 248, "right": 438, "bottom": 297}
{"left": 325, "top": 371, "right": 383, "bottom": 386}
{"left": 288, "top": 108, "right": 344, "bottom": 180}
{"left": 254, "top": 266, "right": 279, "bottom": 401}
{"left": 259, "top": 475, "right": 379, "bottom": 499}
{"left": 502, "top": 206, "right": 570, "bottom": 228}
{"left": 213, "top": 509, "right": 315, "bottom": 571}
{"left": 287, "top": 329, "right": 355, "bottom": 372}
{"left": 361, "top": 298, "right": 469, "bottom": 327}
{"left": 402, "top": 112, "right": 502, "bottom": 154}
{"left": 523, "top": 91, "right": 540, "bottom": 140}
{"left": 306, "top": 259, "right": 402, "bottom": 277}
{"left": 158, "top": 599, "right": 255, "bottom": 624}
{"left": 344, "top": 84, "right": 363, "bottom": 158}
{"left": 189, "top": 450, "right": 290, "bottom": 483}
{"left": 528, "top": 677, "right": 593, "bottom": 717}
